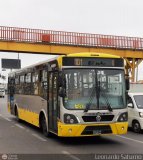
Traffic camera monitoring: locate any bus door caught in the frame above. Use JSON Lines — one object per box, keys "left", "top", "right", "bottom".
{"left": 8, "top": 77, "right": 15, "bottom": 114}
{"left": 48, "top": 72, "right": 59, "bottom": 132}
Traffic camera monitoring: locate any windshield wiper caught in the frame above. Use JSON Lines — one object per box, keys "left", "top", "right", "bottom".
{"left": 96, "top": 80, "right": 100, "bottom": 110}
{"left": 84, "top": 72, "right": 101, "bottom": 112}
{"left": 106, "top": 100, "right": 113, "bottom": 112}
{"left": 84, "top": 103, "right": 90, "bottom": 112}
{"left": 100, "top": 89, "right": 113, "bottom": 112}
{"left": 84, "top": 85, "right": 97, "bottom": 112}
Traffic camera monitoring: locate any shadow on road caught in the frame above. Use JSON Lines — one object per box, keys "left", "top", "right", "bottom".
{"left": 55, "top": 136, "right": 122, "bottom": 146}
{"left": 11, "top": 117, "right": 123, "bottom": 146}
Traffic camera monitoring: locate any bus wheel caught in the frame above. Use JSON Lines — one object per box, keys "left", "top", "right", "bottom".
{"left": 15, "top": 107, "right": 20, "bottom": 122}
{"left": 132, "top": 121, "right": 141, "bottom": 133}
{"left": 41, "top": 116, "right": 50, "bottom": 137}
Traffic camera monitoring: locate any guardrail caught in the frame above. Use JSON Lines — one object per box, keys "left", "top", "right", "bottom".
{"left": 0, "top": 26, "right": 143, "bottom": 50}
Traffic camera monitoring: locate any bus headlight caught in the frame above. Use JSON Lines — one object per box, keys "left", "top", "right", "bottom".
{"left": 139, "top": 112, "right": 143, "bottom": 117}
{"left": 64, "top": 114, "right": 78, "bottom": 124}
{"left": 117, "top": 112, "right": 128, "bottom": 122}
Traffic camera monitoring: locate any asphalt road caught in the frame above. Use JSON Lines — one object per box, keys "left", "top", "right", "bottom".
{"left": 0, "top": 96, "right": 143, "bottom": 160}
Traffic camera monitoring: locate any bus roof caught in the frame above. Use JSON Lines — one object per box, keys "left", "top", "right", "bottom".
{"left": 66, "top": 52, "right": 121, "bottom": 58}
{"left": 8, "top": 56, "right": 59, "bottom": 75}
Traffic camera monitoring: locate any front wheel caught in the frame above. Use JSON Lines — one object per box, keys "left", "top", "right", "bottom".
{"left": 15, "top": 108, "right": 20, "bottom": 122}
{"left": 41, "top": 116, "right": 51, "bottom": 137}
{"left": 132, "top": 121, "right": 141, "bottom": 133}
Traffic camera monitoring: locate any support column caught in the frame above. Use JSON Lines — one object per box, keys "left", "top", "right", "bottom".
{"left": 124, "top": 58, "right": 143, "bottom": 82}
{"left": 132, "top": 58, "right": 135, "bottom": 82}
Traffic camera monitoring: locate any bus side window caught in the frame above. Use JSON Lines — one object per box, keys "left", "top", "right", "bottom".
{"left": 15, "top": 76, "right": 20, "bottom": 94}
{"left": 39, "top": 70, "right": 47, "bottom": 99}
{"left": 25, "top": 73, "right": 32, "bottom": 95}
{"left": 32, "top": 72, "right": 39, "bottom": 95}
{"left": 19, "top": 75, "right": 25, "bottom": 94}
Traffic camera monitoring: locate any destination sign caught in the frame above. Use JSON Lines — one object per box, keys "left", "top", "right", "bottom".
{"left": 63, "top": 57, "right": 124, "bottom": 67}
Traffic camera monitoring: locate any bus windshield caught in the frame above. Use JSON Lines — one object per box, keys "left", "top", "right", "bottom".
{"left": 63, "top": 69, "right": 126, "bottom": 110}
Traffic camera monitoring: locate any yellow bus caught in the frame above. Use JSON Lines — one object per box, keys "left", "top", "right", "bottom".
{"left": 8, "top": 52, "right": 128, "bottom": 137}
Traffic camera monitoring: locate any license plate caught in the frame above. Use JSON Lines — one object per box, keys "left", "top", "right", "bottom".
{"left": 93, "top": 130, "right": 101, "bottom": 134}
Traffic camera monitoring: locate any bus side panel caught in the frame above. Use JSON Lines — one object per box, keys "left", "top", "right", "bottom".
{"left": 18, "top": 108, "right": 39, "bottom": 127}
{"left": 14, "top": 94, "right": 47, "bottom": 127}
{"left": 7, "top": 101, "right": 11, "bottom": 113}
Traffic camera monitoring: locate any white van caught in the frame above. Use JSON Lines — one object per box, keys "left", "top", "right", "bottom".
{"left": 0, "top": 88, "right": 5, "bottom": 98}
{"left": 128, "top": 93, "right": 143, "bottom": 133}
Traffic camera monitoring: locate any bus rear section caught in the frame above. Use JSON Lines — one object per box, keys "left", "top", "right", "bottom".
{"left": 8, "top": 52, "right": 128, "bottom": 137}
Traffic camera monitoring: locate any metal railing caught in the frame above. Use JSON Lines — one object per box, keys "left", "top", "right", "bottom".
{"left": 0, "top": 26, "right": 143, "bottom": 50}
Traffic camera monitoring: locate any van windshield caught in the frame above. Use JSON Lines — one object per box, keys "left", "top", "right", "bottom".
{"left": 134, "top": 95, "right": 143, "bottom": 109}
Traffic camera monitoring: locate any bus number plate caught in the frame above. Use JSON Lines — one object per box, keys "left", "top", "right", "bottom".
{"left": 93, "top": 130, "right": 101, "bottom": 134}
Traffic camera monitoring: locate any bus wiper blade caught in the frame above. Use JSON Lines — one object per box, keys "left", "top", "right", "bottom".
{"left": 84, "top": 85, "right": 96, "bottom": 113}
{"left": 100, "top": 89, "right": 113, "bottom": 112}
{"left": 107, "top": 103, "right": 113, "bottom": 112}
{"left": 84, "top": 73, "right": 100, "bottom": 113}
{"left": 84, "top": 103, "right": 90, "bottom": 112}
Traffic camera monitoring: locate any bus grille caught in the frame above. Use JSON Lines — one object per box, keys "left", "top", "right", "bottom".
{"left": 82, "top": 115, "right": 114, "bottom": 122}
{"left": 81, "top": 125, "right": 112, "bottom": 135}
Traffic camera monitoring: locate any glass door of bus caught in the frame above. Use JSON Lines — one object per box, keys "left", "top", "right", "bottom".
{"left": 48, "top": 72, "right": 58, "bottom": 132}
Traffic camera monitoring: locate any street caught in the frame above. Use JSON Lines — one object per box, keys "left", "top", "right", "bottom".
{"left": 0, "top": 96, "right": 143, "bottom": 160}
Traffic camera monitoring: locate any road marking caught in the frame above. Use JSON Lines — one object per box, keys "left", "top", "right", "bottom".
{"left": 62, "top": 151, "right": 80, "bottom": 160}
{"left": 15, "top": 124, "right": 25, "bottom": 129}
{"left": 0, "top": 115, "right": 12, "bottom": 122}
{"left": 32, "top": 133, "right": 47, "bottom": 142}
{"left": 116, "top": 135, "right": 143, "bottom": 144}
{"left": 3, "top": 117, "right": 12, "bottom": 122}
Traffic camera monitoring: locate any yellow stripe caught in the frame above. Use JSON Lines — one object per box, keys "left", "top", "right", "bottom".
{"left": 66, "top": 52, "right": 121, "bottom": 58}
{"left": 7, "top": 102, "right": 11, "bottom": 113}
{"left": 18, "top": 108, "right": 39, "bottom": 127}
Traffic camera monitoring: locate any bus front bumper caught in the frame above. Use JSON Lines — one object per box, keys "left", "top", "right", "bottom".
{"left": 58, "top": 122, "right": 128, "bottom": 137}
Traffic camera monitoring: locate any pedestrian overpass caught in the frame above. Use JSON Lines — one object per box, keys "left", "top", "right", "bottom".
{"left": 0, "top": 26, "right": 143, "bottom": 82}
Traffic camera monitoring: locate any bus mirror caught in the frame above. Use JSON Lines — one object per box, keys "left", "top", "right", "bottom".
{"left": 59, "top": 72, "right": 66, "bottom": 88}
{"left": 59, "top": 76, "right": 63, "bottom": 87}
{"left": 59, "top": 87, "right": 66, "bottom": 97}
{"left": 125, "top": 75, "right": 130, "bottom": 91}
{"left": 128, "top": 103, "right": 133, "bottom": 108}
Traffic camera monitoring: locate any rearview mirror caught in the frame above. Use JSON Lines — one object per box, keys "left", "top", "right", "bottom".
{"left": 125, "top": 75, "right": 130, "bottom": 91}
{"left": 128, "top": 103, "right": 134, "bottom": 108}
{"left": 59, "top": 72, "right": 66, "bottom": 88}
{"left": 59, "top": 87, "right": 66, "bottom": 97}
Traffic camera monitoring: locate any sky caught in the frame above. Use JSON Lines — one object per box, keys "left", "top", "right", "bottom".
{"left": 0, "top": 0, "right": 143, "bottom": 81}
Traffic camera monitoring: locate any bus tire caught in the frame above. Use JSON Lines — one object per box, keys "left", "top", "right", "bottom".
{"left": 40, "top": 115, "right": 51, "bottom": 137}
{"left": 132, "top": 120, "right": 141, "bottom": 133}
{"left": 15, "top": 107, "right": 20, "bottom": 122}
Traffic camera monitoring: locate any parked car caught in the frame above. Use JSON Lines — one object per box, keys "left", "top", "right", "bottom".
{"left": 128, "top": 92, "right": 143, "bottom": 133}
{"left": 0, "top": 88, "right": 5, "bottom": 98}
